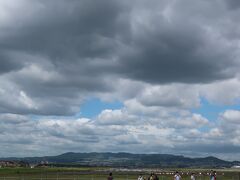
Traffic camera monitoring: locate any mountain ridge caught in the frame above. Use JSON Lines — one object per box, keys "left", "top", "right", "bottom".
{"left": 1, "top": 152, "right": 239, "bottom": 168}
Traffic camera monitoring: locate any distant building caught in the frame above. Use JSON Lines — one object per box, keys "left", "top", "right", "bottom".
{"left": 0, "top": 161, "right": 18, "bottom": 167}
{"left": 0, "top": 160, "right": 29, "bottom": 167}
{"left": 35, "top": 161, "right": 49, "bottom": 167}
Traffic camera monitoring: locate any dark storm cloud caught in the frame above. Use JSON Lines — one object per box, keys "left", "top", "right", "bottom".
{"left": 1, "top": 0, "right": 238, "bottom": 84}
{"left": 224, "top": 0, "right": 240, "bottom": 10}
{"left": 0, "top": 0, "right": 128, "bottom": 115}
{"left": 0, "top": 0, "right": 240, "bottom": 115}
{"left": 117, "top": 0, "right": 239, "bottom": 84}
{"left": 0, "top": 0, "right": 128, "bottom": 81}
{"left": 0, "top": 53, "right": 23, "bottom": 74}
{"left": 120, "top": 29, "right": 233, "bottom": 84}
{"left": 0, "top": 0, "right": 127, "bottom": 60}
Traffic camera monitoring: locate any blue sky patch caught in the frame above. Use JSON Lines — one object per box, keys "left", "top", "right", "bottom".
{"left": 192, "top": 98, "right": 240, "bottom": 122}
{"left": 79, "top": 98, "right": 123, "bottom": 118}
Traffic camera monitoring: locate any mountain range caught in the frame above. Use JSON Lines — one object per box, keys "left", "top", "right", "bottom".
{"left": 1, "top": 152, "right": 240, "bottom": 168}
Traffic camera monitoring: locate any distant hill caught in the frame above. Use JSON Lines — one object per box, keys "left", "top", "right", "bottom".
{"left": 1, "top": 152, "right": 239, "bottom": 168}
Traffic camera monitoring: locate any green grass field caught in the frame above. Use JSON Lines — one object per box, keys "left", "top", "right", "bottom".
{"left": 0, "top": 167, "right": 239, "bottom": 180}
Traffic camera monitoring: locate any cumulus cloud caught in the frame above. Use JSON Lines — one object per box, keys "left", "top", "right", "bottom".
{"left": 1, "top": 0, "right": 240, "bottom": 159}
{"left": 200, "top": 78, "right": 240, "bottom": 105}
{"left": 0, "top": 104, "right": 238, "bottom": 160}
{"left": 218, "top": 110, "right": 240, "bottom": 146}
{"left": 0, "top": 108, "right": 210, "bottom": 157}
{"left": 137, "top": 84, "right": 200, "bottom": 108}
{"left": 220, "top": 110, "right": 240, "bottom": 123}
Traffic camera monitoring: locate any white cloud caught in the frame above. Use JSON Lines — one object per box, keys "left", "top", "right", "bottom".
{"left": 200, "top": 78, "right": 240, "bottom": 105}
{"left": 220, "top": 109, "right": 240, "bottom": 123}
{"left": 96, "top": 109, "right": 136, "bottom": 125}
{"left": 137, "top": 84, "right": 200, "bottom": 108}
{"left": 206, "top": 128, "right": 222, "bottom": 138}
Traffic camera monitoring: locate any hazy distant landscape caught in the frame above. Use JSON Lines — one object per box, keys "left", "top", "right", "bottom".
{"left": 1, "top": 152, "right": 240, "bottom": 168}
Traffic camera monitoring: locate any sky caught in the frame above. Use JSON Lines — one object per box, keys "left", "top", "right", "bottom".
{"left": 0, "top": 0, "right": 240, "bottom": 161}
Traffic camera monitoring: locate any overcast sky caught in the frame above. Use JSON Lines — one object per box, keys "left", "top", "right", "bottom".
{"left": 1, "top": 0, "right": 240, "bottom": 161}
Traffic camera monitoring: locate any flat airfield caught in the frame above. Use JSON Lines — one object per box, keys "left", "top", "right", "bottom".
{"left": 0, "top": 167, "right": 240, "bottom": 180}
